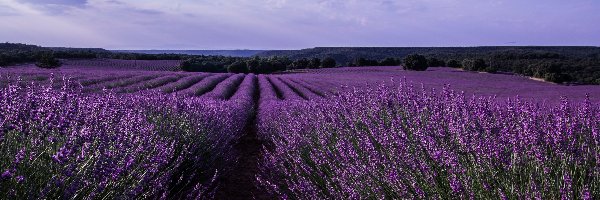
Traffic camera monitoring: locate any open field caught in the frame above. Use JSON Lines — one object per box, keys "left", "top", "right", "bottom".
{"left": 1, "top": 64, "right": 599, "bottom": 199}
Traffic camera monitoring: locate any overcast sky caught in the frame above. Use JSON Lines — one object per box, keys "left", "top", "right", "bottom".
{"left": 0, "top": 0, "right": 599, "bottom": 49}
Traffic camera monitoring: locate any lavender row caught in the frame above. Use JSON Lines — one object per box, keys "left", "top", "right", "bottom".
{"left": 257, "top": 80, "right": 600, "bottom": 199}
{"left": 201, "top": 74, "right": 245, "bottom": 100}
{"left": 268, "top": 76, "right": 304, "bottom": 101}
{"left": 82, "top": 74, "right": 162, "bottom": 93}
{"left": 154, "top": 73, "right": 211, "bottom": 93}
{"left": 117, "top": 74, "right": 186, "bottom": 93}
{"left": 287, "top": 78, "right": 329, "bottom": 97}
{"left": 62, "top": 59, "right": 182, "bottom": 71}
{"left": 78, "top": 73, "right": 136, "bottom": 87}
{"left": 258, "top": 75, "right": 279, "bottom": 104}
{"left": 0, "top": 81, "right": 252, "bottom": 198}
{"left": 179, "top": 74, "right": 231, "bottom": 97}
{"left": 229, "top": 74, "right": 257, "bottom": 104}
{"left": 279, "top": 77, "right": 322, "bottom": 100}
{"left": 296, "top": 78, "right": 337, "bottom": 96}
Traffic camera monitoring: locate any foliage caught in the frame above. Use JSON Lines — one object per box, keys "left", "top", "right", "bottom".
{"left": 403, "top": 54, "right": 429, "bottom": 71}
{"left": 227, "top": 61, "right": 249, "bottom": 73}
{"left": 427, "top": 57, "right": 445, "bottom": 67}
{"left": 447, "top": 59, "right": 461, "bottom": 68}
{"left": 0, "top": 82, "right": 252, "bottom": 199}
{"left": 257, "top": 46, "right": 600, "bottom": 84}
{"left": 257, "top": 81, "right": 600, "bottom": 199}
{"left": 35, "top": 52, "right": 62, "bottom": 69}
{"left": 379, "top": 57, "right": 401, "bottom": 66}
{"left": 321, "top": 57, "right": 337, "bottom": 68}
{"left": 462, "top": 59, "right": 487, "bottom": 71}
{"left": 309, "top": 58, "right": 321, "bottom": 69}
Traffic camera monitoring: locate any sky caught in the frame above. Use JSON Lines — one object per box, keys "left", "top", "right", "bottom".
{"left": 0, "top": 0, "right": 599, "bottom": 50}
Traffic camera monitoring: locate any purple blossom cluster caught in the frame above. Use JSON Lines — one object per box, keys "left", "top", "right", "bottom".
{"left": 154, "top": 73, "right": 211, "bottom": 93}
{"left": 287, "top": 78, "right": 329, "bottom": 97}
{"left": 267, "top": 76, "right": 304, "bottom": 101}
{"left": 257, "top": 79, "right": 600, "bottom": 199}
{"left": 62, "top": 59, "right": 182, "bottom": 71}
{"left": 277, "top": 77, "right": 323, "bottom": 100}
{"left": 0, "top": 81, "right": 251, "bottom": 199}
{"left": 202, "top": 74, "right": 246, "bottom": 100}
{"left": 117, "top": 74, "right": 186, "bottom": 93}
{"left": 258, "top": 75, "right": 280, "bottom": 103}
{"left": 4, "top": 64, "right": 599, "bottom": 199}
{"left": 179, "top": 74, "right": 231, "bottom": 97}
{"left": 82, "top": 74, "right": 163, "bottom": 93}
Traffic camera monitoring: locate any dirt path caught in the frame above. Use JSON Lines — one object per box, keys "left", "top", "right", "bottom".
{"left": 215, "top": 115, "right": 271, "bottom": 200}
{"left": 215, "top": 79, "right": 271, "bottom": 200}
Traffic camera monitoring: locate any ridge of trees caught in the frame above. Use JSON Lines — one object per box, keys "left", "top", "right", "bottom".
{"left": 2, "top": 43, "right": 599, "bottom": 84}
{"left": 258, "top": 47, "right": 600, "bottom": 84}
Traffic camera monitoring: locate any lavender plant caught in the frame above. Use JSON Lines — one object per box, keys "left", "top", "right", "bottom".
{"left": 278, "top": 77, "right": 322, "bottom": 100}
{"left": 257, "top": 80, "right": 600, "bottom": 199}
{"left": 179, "top": 74, "right": 231, "bottom": 97}
{"left": 0, "top": 81, "right": 250, "bottom": 199}
{"left": 202, "top": 74, "right": 245, "bottom": 100}
{"left": 267, "top": 77, "right": 304, "bottom": 101}
{"left": 155, "top": 73, "right": 211, "bottom": 93}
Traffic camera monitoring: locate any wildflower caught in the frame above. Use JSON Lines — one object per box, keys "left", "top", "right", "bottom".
{"left": 16, "top": 175, "right": 24, "bottom": 183}
{"left": 581, "top": 186, "right": 591, "bottom": 200}
{"left": 1, "top": 170, "right": 12, "bottom": 179}
{"left": 14, "top": 148, "right": 26, "bottom": 164}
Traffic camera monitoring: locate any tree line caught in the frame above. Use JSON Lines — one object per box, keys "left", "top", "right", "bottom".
{"left": 2, "top": 43, "right": 599, "bottom": 84}
{"left": 180, "top": 56, "right": 338, "bottom": 73}
{"left": 0, "top": 43, "right": 187, "bottom": 68}
{"left": 258, "top": 47, "right": 600, "bottom": 85}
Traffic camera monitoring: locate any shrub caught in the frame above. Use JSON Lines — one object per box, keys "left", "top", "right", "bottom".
{"left": 180, "top": 59, "right": 224, "bottom": 73}
{"left": 483, "top": 66, "right": 498, "bottom": 73}
{"left": 379, "top": 57, "right": 400, "bottom": 66}
{"left": 321, "top": 57, "right": 336, "bottom": 68}
{"left": 462, "top": 59, "right": 487, "bottom": 71}
{"left": 290, "top": 58, "right": 309, "bottom": 70}
{"left": 227, "top": 61, "right": 248, "bottom": 73}
{"left": 544, "top": 73, "right": 570, "bottom": 83}
{"left": 427, "top": 57, "right": 445, "bottom": 67}
{"left": 403, "top": 54, "right": 428, "bottom": 71}
{"left": 35, "top": 52, "right": 62, "bottom": 69}
{"left": 447, "top": 59, "right": 461, "bottom": 68}
{"left": 246, "top": 57, "right": 261, "bottom": 73}
{"left": 353, "top": 57, "right": 379, "bottom": 66}
{"left": 308, "top": 58, "right": 321, "bottom": 69}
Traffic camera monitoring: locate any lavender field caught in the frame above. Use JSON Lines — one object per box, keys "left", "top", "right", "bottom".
{"left": 1, "top": 64, "right": 599, "bottom": 199}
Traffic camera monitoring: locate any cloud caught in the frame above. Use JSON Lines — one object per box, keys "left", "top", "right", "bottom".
{"left": 0, "top": 0, "right": 598, "bottom": 49}
{"left": 0, "top": 5, "right": 18, "bottom": 15}
{"left": 19, "top": 0, "right": 87, "bottom": 7}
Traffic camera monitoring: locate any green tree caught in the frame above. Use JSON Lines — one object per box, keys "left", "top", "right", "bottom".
{"left": 259, "top": 59, "right": 274, "bottom": 73}
{"left": 321, "top": 57, "right": 336, "bottom": 68}
{"left": 246, "top": 56, "right": 261, "bottom": 73}
{"left": 379, "top": 57, "right": 399, "bottom": 66}
{"left": 427, "top": 57, "right": 443, "bottom": 67}
{"left": 403, "top": 54, "right": 428, "bottom": 71}
{"left": 35, "top": 52, "right": 62, "bottom": 69}
{"left": 227, "top": 61, "right": 248, "bottom": 73}
{"left": 270, "top": 56, "right": 289, "bottom": 72}
{"left": 462, "top": 59, "right": 487, "bottom": 71}
{"left": 290, "top": 58, "right": 309, "bottom": 70}
{"left": 309, "top": 58, "right": 321, "bottom": 69}
{"left": 446, "top": 59, "right": 461, "bottom": 68}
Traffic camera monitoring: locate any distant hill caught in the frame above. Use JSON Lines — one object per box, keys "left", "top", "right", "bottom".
{"left": 112, "top": 50, "right": 265, "bottom": 57}
{"left": 257, "top": 46, "right": 600, "bottom": 65}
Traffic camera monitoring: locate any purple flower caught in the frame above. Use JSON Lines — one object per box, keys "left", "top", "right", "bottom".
{"left": 581, "top": 186, "right": 591, "bottom": 200}
{"left": 14, "top": 148, "right": 26, "bottom": 164}
{"left": 16, "top": 175, "right": 24, "bottom": 183}
{"left": 1, "top": 170, "right": 12, "bottom": 179}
